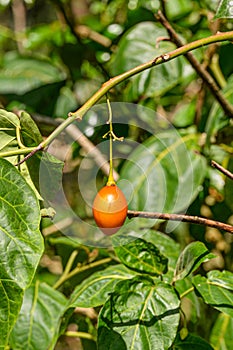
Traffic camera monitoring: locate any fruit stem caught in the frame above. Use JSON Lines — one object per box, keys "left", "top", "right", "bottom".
{"left": 106, "top": 98, "right": 116, "bottom": 186}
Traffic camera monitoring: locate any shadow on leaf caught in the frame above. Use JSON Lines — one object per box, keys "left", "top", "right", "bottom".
{"left": 98, "top": 326, "right": 127, "bottom": 350}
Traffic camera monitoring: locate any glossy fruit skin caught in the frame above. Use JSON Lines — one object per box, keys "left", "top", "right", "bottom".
{"left": 92, "top": 184, "right": 128, "bottom": 235}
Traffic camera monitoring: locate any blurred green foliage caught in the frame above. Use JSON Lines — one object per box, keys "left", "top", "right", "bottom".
{"left": 0, "top": 1, "right": 233, "bottom": 349}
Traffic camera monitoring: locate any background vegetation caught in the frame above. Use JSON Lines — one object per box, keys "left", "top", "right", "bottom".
{"left": 0, "top": 0, "right": 233, "bottom": 349}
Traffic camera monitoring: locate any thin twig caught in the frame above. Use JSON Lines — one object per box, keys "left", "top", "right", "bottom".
{"left": 211, "top": 160, "right": 233, "bottom": 180}
{"left": 156, "top": 10, "right": 233, "bottom": 118}
{"left": 127, "top": 210, "right": 233, "bottom": 233}
{"left": 51, "top": 0, "right": 81, "bottom": 43}
{"left": 75, "top": 24, "right": 112, "bottom": 47}
{"left": 14, "top": 144, "right": 44, "bottom": 166}
{"left": 53, "top": 0, "right": 111, "bottom": 47}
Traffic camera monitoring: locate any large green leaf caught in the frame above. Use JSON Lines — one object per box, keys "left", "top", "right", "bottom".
{"left": 112, "top": 230, "right": 180, "bottom": 282}
{"left": 139, "top": 230, "right": 180, "bottom": 282}
{"left": 120, "top": 130, "right": 206, "bottom": 215}
{"left": 0, "top": 158, "right": 44, "bottom": 347}
{"left": 36, "top": 152, "right": 64, "bottom": 202}
{"left": 69, "top": 264, "right": 134, "bottom": 308}
{"left": 9, "top": 282, "right": 67, "bottom": 350}
{"left": 173, "top": 242, "right": 215, "bottom": 282}
{"left": 193, "top": 270, "right": 233, "bottom": 317}
{"left": 0, "top": 54, "right": 66, "bottom": 95}
{"left": 98, "top": 276, "right": 180, "bottom": 350}
{"left": 109, "top": 22, "right": 193, "bottom": 100}
{"left": 172, "top": 334, "right": 214, "bottom": 349}
{"left": 210, "top": 313, "right": 233, "bottom": 349}
{"left": 114, "top": 236, "right": 168, "bottom": 276}
{"left": 139, "top": 230, "right": 180, "bottom": 268}
{"left": 0, "top": 158, "right": 43, "bottom": 287}
{"left": 165, "top": 0, "right": 194, "bottom": 20}
{"left": 0, "top": 281, "right": 24, "bottom": 350}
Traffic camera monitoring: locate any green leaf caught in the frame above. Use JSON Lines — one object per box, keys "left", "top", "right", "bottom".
{"left": 139, "top": 230, "right": 180, "bottom": 282}
{"left": 69, "top": 265, "right": 134, "bottom": 308}
{"left": 0, "top": 108, "right": 20, "bottom": 129}
{"left": 109, "top": 22, "right": 193, "bottom": 100}
{"left": 98, "top": 276, "right": 180, "bottom": 350}
{"left": 165, "top": 0, "right": 194, "bottom": 20}
{"left": 20, "top": 111, "right": 43, "bottom": 145}
{"left": 214, "top": 0, "right": 233, "bottom": 18}
{"left": 120, "top": 130, "right": 206, "bottom": 215}
{"left": 0, "top": 131, "right": 16, "bottom": 151}
{"left": 0, "top": 158, "right": 44, "bottom": 347}
{"left": 210, "top": 313, "right": 233, "bottom": 350}
{"left": 18, "top": 111, "right": 64, "bottom": 200}
{"left": 25, "top": 22, "right": 75, "bottom": 50}
{"left": 18, "top": 111, "right": 50, "bottom": 199}
{"left": 0, "top": 281, "right": 24, "bottom": 349}
{"left": 204, "top": 270, "right": 233, "bottom": 291}
{"left": 9, "top": 281, "right": 67, "bottom": 350}
{"left": 140, "top": 230, "right": 180, "bottom": 267}
{"left": 36, "top": 152, "right": 64, "bottom": 202}
{"left": 17, "top": 112, "right": 43, "bottom": 197}
{"left": 117, "top": 230, "right": 180, "bottom": 282}
{"left": 54, "top": 86, "right": 78, "bottom": 117}
{"left": 22, "top": 148, "right": 63, "bottom": 201}
{"left": 0, "top": 54, "right": 66, "bottom": 95}
{"left": 193, "top": 270, "right": 233, "bottom": 317}
{"left": 174, "top": 242, "right": 215, "bottom": 282}
{"left": 0, "top": 158, "right": 43, "bottom": 287}
{"left": 172, "top": 100, "right": 196, "bottom": 128}
{"left": 0, "top": 110, "right": 20, "bottom": 164}
{"left": 173, "top": 333, "right": 214, "bottom": 349}
{"left": 114, "top": 236, "right": 168, "bottom": 276}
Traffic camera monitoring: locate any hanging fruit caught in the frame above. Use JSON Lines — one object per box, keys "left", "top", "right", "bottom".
{"left": 92, "top": 98, "right": 128, "bottom": 235}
